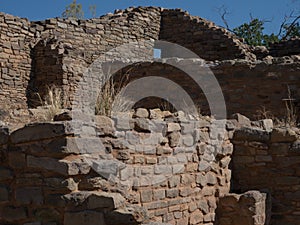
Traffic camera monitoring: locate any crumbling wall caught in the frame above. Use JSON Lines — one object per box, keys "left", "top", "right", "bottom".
{"left": 28, "top": 7, "right": 162, "bottom": 107}
{"left": 0, "top": 122, "right": 142, "bottom": 225}
{"left": 159, "top": 9, "right": 255, "bottom": 61}
{"left": 232, "top": 119, "right": 300, "bottom": 225}
{"left": 1, "top": 7, "right": 300, "bottom": 119}
{"left": 7, "top": 109, "right": 298, "bottom": 225}
{"left": 0, "top": 109, "right": 235, "bottom": 225}
{"left": 0, "top": 7, "right": 162, "bottom": 109}
{"left": 0, "top": 6, "right": 259, "bottom": 111}
{"left": 216, "top": 191, "right": 269, "bottom": 225}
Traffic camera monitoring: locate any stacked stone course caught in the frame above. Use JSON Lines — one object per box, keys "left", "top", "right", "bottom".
{"left": 1, "top": 7, "right": 300, "bottom": 120}
{"left": 0, "top": 6, "right": 260, "bottom": 113}
{"left": 1, "top": 5, "right": 300, "bottom": 225}
{"left": 0, "top": 109, "right": 235, "bottom": 225}
{"left": 232, "top": 122, "right": 300, "bottom": 225}
{"left": 1, "top": 109, "right": 288, "bottom": 225}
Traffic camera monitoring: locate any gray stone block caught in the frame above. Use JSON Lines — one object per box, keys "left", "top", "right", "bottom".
{"left": 167, "top": 123, "right": 181, "bottom": 132}
{"left": 27, "top": 155, "right": 90, "bottom": 176}
{"left": 11, "top": 122, "right": 73, "bottom": 144}
{"left": 233, "top": 127, "right": 270, "bottom": 142}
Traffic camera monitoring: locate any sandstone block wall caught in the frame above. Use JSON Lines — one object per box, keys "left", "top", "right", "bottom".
{"left": 159, "top": 9, "right": 254, "bottom": 61}
{"left": 0, "top": 13, "right": 34, "bottom": 109}
{"left": 0, "top": 109, "right": 236, "bottom": 225}
{"left": 232, "top": 123, "right": 300, "bottom": 225}
{"left": 5, "top": 108, "right": 300, "bottom": 225}
{"left": 269, "top": 38, "right": 300, "bottom": 57}
{"left": 108, "top": 57, "right": 300, "bottom": 119}
{"left": 0, "top": 7, "right": 162, "bottom": 109}
{"left": 216, "top": 191, "right": 269, "bottom": 225}
{"left": 26, "top": 7, "right": 161, "bottom": 107}
{"left": 211, "top": 57, "right": 300, "bottom": 119}
{"left": 0, "top": 6, "right": 267, "bottom": 112}
{"left": 0, "top": 121, "right": 145, "bottom": 225}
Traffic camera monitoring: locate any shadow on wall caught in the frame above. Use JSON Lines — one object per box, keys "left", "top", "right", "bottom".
{"left": 26, "top": 39, "right": 64, "bottom": 108}
{"left": 106, "top": 62, "right": 210, "bottom": 115}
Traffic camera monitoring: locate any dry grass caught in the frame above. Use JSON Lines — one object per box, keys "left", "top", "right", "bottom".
{"left": 37, "top": 86, "right": 63, "bottom": 121}
{"left": 95, "top": 76, "right": 115, "bottom": 116}
{"left": 95, "top": 72, "right": 130, "bottom": 116}
{"left": 255, "top": 106, "right": 274, "bottom": 120}
{"left": 256, "top": 86, "right": 298, "bottom": 127}
{"left": 112, "top": 92, "right": 134, "bottom": 114}
{"left": 158, "top": 99, "right": 175, "bottom": 112}
{"left": 283, "top": 86, "right": 297, "bottom": 127}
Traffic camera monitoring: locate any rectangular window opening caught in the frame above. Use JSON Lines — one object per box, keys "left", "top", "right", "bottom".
{"left": 154, "top": 48, "right": 162, "bottom": 59}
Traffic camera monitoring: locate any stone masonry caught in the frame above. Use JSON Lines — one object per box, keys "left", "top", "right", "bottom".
{"left": 0, "top": 109, "right": 235, "bottom": 225}
{"left": 1, "top": 7, "right": 300, "bottom": 119}
{"left": 2, "top": 108, "right": 299, "bottom": 225}
{"left": 1, "top": 5, "right": 300, "bottom": 225}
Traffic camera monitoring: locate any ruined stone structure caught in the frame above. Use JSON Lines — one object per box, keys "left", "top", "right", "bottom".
{"left": 1, "top": 7, "right": 300, "bottom": 118}
{"left": 1, "top": 6, "right": 300, "bottom": 225}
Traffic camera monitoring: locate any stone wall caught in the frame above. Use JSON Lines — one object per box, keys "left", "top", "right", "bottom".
{"left": 1, "top": 7, "right": 300, "bottom": 119}
{"left": 216, "top": 191, "right": 269, "bottom": 225}
{"left": 109, "top": 57, "right": 300, "bottom": 119}
{"left": 211, "top": 57, "right": 300, "bottom": 119}
{"left": 269, "top": 38, "right": 300, "bottom": 57}
{"left": 0, "top": 6, "right": 259, "bottom": 111}
{"left": 0, "top": 13, "right": 34, "bottom": 109}
{"left": 0, "top": 7, "right": 162, "bottom": 109}
{"left": 0, "top": 122, "right": 143, "bottom": 225}
{"left": 159, "top": 9, "right": 254, "bottom": 61}
{"left": 0, "top": 108, "right": 236, "bottom": 225}
{"left": 232, "top": 120, "right": 300, "bottom": 225}
{"left": 27, "top": 7, "right": 161, "bottom": 107}
{"left": 5, "top": 108, "right": 300, "bottom": 225}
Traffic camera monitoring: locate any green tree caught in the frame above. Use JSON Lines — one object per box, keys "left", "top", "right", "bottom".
{"left": 62, "top": 0, "right": 84, "bottom": 19}
{"left": 233, "top": 19, "right": 279, "bottom": 47}
{"left": 218, "top": 5, "right": 299, "bottom": 46}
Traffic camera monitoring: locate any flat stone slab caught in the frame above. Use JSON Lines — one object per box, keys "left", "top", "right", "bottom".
{"left": 10, "top": 122, "right": 74, "bottom": 144}
{"left": 64, "top": 191, "right": 125, "bottom": 210}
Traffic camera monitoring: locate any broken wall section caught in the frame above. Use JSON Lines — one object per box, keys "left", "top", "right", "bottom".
{"left": 232, "top": 119, "right": 300, "bottom": 225}
{"left": 159, "top": 9, "right": 255, "bottom": 61}
{"left": 0, "top": 7, "right": 162, "bottom": 110}
{"left": 0, "top": 122, "right": 139, "bottom": 225}
{"left": 0, "top": 109, "right": 235, "bottom": 225}
{"left": 28, "top": 7, "right": 162, "bottom": 108}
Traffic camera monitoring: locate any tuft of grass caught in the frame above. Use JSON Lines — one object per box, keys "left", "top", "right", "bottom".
{"left": 256, "top": 86, "right": 298, "bottom": 128}
{"left": 37, "top": 86, "right": 63, "bottom": 121}
{"left": 95, "top": 69, "right": 130, "bottom": 116}
{"left": 158, "top": 99, "right": 175, "bottom": 112}
{"left": 255, "top": 106, "right": 274, "bottom": 120}
{"left": 95, "top": 76, "right": 115, "bottom": 116}
{"left": 283, "top": 86, "right": 297, "bottom": 127}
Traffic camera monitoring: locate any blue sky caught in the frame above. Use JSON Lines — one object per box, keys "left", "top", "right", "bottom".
{"left": 1, "top": 0, "right": 299, "bottom": 34}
